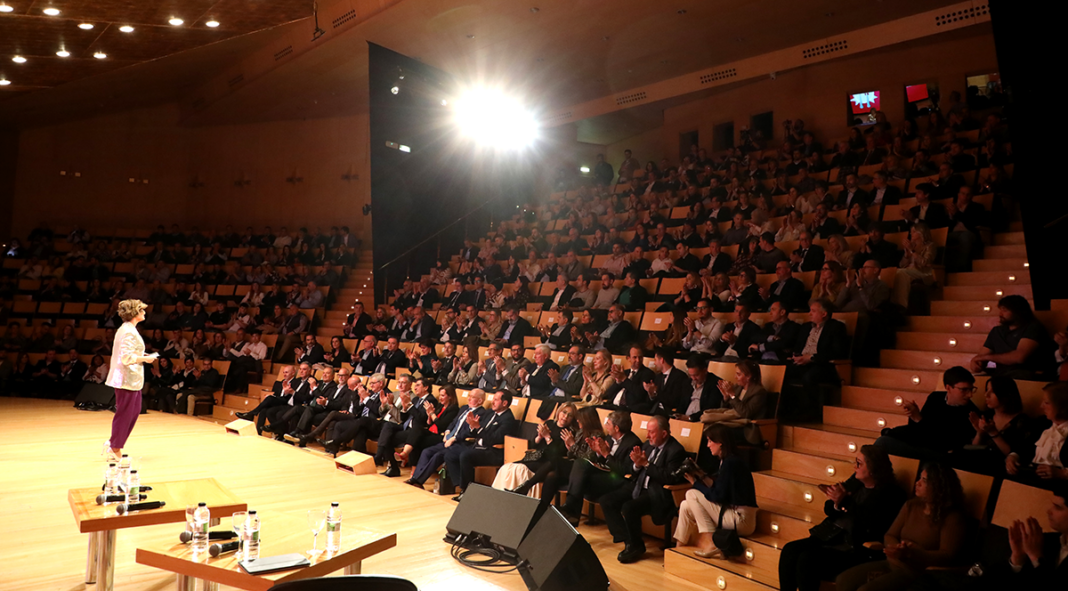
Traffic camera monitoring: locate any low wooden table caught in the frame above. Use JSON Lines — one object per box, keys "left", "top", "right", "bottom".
{"left": 68, "top": 477, "right": 246, "bottom": 591}
{"left": 136, "top": 512, "right": 397, "bottom": 590}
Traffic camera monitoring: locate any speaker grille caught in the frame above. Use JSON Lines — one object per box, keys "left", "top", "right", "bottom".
{"left": 274, "top": 46, "right": 293, "bottom": 61}
{"left": 333, "top": 9, "right": 358, "bottom": 28}
{"left": 802, "top": 40, "right": 848, "bottom": 60}
{"left": 935, "top": 3, "right": 989, "bottom": 26}
{"left": 699, "top": 68, "right": 737, "bottom": 85}
{"left": 615, "top": 91, "right": 647, "bottom": 106}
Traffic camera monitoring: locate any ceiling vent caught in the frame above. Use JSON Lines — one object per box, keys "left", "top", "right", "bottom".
{"left": 935, "top": 4, "right": 988, "bottom": 26}
{"left": 615, "top": 91, "right": 647, "bottom": 106}
{"left": 699, "top": 68, "right": 737, "bottom": 85}
{"left": 802, "top": 40, "right": 848, "bottom": 60}
{"left": 274, "top": 46, "right": 293, "bottom": 61}
{"left": 332, "top": 9, "right": 358, "bottom": 29}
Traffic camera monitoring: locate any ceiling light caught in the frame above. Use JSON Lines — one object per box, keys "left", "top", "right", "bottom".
{"left": 205, "top": 20, "right": 220, "bottom": 28}
{"left": 169, "top": 17, "right": 184, "bottom": 26}
{"left": 466, "top": 34, "right": 475, "bottom": 39}
{"left": 0, "top": 79, "right": 10, "bottom": 86}
{"left": 0, "top": 4, "right": 13, "bottom": 13}
{"left": 43, "top": 8, "right": 61, "bottom": 16}
{"left": 530, "top": 7, "right": 539, "bottom": 13}
{"left": 93, "top": 52, "right": 107, "bottom": 59}
{"left": 119, "top": 26, "right": 135, "bottom": 33}
{"left": 79, "top": 23, "right": 94, "bottom": 30}
{"left": 56, "top": 50, "right": 70, "bottom": 58}
{"left": 440, "top": 99, "right": 448, "bottom": 106}
{"left": 12, "top": 56, "right": 27, "bottom": 64}
{"left": 390, "top": 86, "right": 399, "bottom": 95}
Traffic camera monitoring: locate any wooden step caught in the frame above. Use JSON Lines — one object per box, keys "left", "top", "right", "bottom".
{"left": 840, "top": 386, "right": 927, "bottom": 414}
{"left": 781, "top": 424, "right": 878, "bottom": 458}
{"left": 941, "top": 284, "right": 1031, "bottom": 301}
{"left": 853, "top": 367, "right": 944, "bottom": 392}
{"left": 994, "top": 232, "right": 1025, "bottom": 246}
{"left": 983, "top": 244, "right": 1026, "bottom": 259}
{"left": 822, "top": 405, "right": 907, "bottom": 433}
{"left": 754, "top": 497, "right": 824, "bottom": 542}
{"left": 973, "top": 258, "right": 1028, "bottom": 272}
{"left": 212, "top": 405, "right": 241, "bottom": 422}
{"left": 770, "top": 448, "right": 854, "bottom": 482}
{"left": 948, "top": 270, "right": 1029, "bottom": 287}
{"left": 929, "top": 301, "right": 1002, "bottom": 316}
{"left": 894, "top": 332, "right": 986, "bottom": 353}
{"left": 221, "top": 394, "right": 257, "bottom": 412}
{"left": 879, "top": 349, "right": 975, "bottom": 371}
{"left": 665, "top": 548, "right": 778, "bottom": 591}
{"left": 753, "top": 470, "right": 835, "bottom": 509}
{"left": 904, "top": 316, "right": 997, "bottom": 333}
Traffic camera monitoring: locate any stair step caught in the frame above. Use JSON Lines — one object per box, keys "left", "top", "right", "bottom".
{"left": 221, "top": 394, "right": 257, "bottom": 412}
{"left": 993, "top": 232, "right": 1025, "bottom": 245}
{"left": 894, "top": 332, "right": 987, "bottom": 352}
{"left": 973, "top": 258, "right": 1028, "bottom": 272}
{"left": 753, "top": 470, "right": 834, "bottom": 511}
{"left": 852, "top": 367, "right": 943, "bottom": 392}
{"left": 840, "top": 386, "right": 928, "bottom": 414}
{"left": 948, "top": 270, "right": 1029, "bottom": 287}
{"left": 212, "top": 405, "right": 241, "bottom": 422}
{"left": 823, "top": 406, "right": 908, "bottom": 433}
{"left": 904, "top": 316, "right": 998, "bottom": 333}
{"left": 754, "top": 497, "right": 825, "bottom": 542}
{"left": 770, "top": 448, "right": 855, "bottom": 481}
{"left": 879, "top": 349, "right": 975, "bottom": 371}
{"left": 665, "top": 548, "right": 778, "bottom": 590}
{"left": 929, "top": 301, "right": 1002, "bottom": 316}
{"left": 781, "top": 424, "right": 878, "bottom": 458}
{"left": 941, "top": 284, "right": 1031, "bottom": 301}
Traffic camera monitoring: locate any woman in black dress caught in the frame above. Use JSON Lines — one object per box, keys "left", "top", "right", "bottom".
{"left": 393, "top": 386, "right": 460, "bottom": 467}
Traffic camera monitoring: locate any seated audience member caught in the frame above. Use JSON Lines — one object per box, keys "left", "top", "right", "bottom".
{"left": 31, "top": 348, "right": 62, "bottom": 397}
{"left": 778, "top": 445, "right": 906, "bottom": 591}
{"left": 899, "top": 183, "right": 949, "bottom": 230}
{"left": 374, "top": 336, "right": 408, "bottom": 376}
{"left": 677, "top": 355, "right": 722, "bottom": 421}
{"left": 272, "top": 303, "right": 309, "bottom": 362}
{"left": 875, "top": 366, "right": 979, "bottom": 459}
{"left": 642, "top": 348, "right": 692, "bottom": 416}
{"left": 728, "top": 267, "right": 761, "bottom": 310}
{"left": 592, "top": 272, "right": 621, "bottom": 310}
{"left": 601, "top": 414, "right": 686, "bottom": 563}
{"left": 323, "top": 373, "right": 397, "bottom": 455}
{"left": 321, "top": 335, "right": 352, "bottom": 369}
{"left": 284, "top": 371, "right": 354, "bottom": 447}
{"left": 516, "top": 344, "right": 558, "bottom": 399}
{"left": 175, "top": 357, "right": 222, "bottom": 416}
{"left": 495, "top": 305, "right": 535, "bottom": 347}
{"left": 559, "top": 410, "right": 642, "bottom": 524}
{"left": 447, "top": 345, "right": 479, "bottom": 386}
{"left": 957, "top": 377, "right": 1040, "bottom": 476}
{"left": 444, "top": 390, "right": 518, "bottom": 500}
{"left": 350, "top": 335, "right": 381, "bottom": 375}
{"left": 791, "top": 231, "right": 825, "bottom": 273}
{"left": 704, "top": 359, "right": 769, "bottom": 424}
{"left": 537, "top": 309, "right": 574, "bottom": 351}
{"left": 750, "top": 301, "right": 801, "bottom": 362}
{"left": 294, "top": 333, "right": 325, "bottom": 366}
{"left": 944, "top": 185, "right": 987, "bottom": 272}
{"left": 835, "top": 462, "right": 967, "bottom": 591}
{"left": 404, "top": 388, "right": 487, "bottom": 488}
{"left": 376, "top": 377, "right": 440, "bottom": 477}
{"left": 577, "top": 349, "right": 617, "bottom": 406}
{"left": 390, "top": 385, "right": 459, "bottom": 467}
{"left": 809, "top": 204, "right": 842, "bottom": 239}
{"left": 674, "top": 424, "right": 758, "bottom": 558}
{"left": 586, "top": 304, "right": 637, "bottom": 355}
{"left": 702, "top": 239, "right": 733, "bottom": 276}
{"left": 835, "top": 173, "right": 870, "bottom": 211}
{"left": 1002, "top": 483, "right": 1068, "bottom": 587}
{"left": 235, "top": 365, "right": 300, "bottom": 433}
{"left": 401, "top": 306, "right": 438, "bottom": 342}
{"left": 891, "top": 223, "right": 936, "bottom": 309}
{"left": 682, "top": 298, "right": 724, "bottom": 356}
{"left": 56, "top": 348, "right": 88, "bottom": 398}
{"left": 811, "top": 261, "right": 846, "bottom": 304}
{"left": 824, "top": 234, "right": 855, "bottom": 271}
{"left": 970, "top": 295, "right": 1056, "bottom": 380}
{"left": 761, "top": 261, "right": 807, "bottom": 311}
{"left": 752, "top": 233, "right": 789, "bottom": 274}
{"left": 1006, "top": 381, "right": 1068, "bottom": 482}
{"left": 712, "top": 303, "right": 760, "bottom": 359}
{"left": 784, "top": 299, "right": 849, "bottom": 420}
{"left": 852, "top": 225, "right": 901, "bottom": 270}
{"left": 492, "top": 402, "right": 577, "bottom": 494}
{"left": 836, "top": 259, "right": 890, "bottom": 313}
{"left": 618, "top": 270, "right": 648, "bottom": 311}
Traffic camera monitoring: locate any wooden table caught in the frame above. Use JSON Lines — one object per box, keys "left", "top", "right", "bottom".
{"left": 68, "top": 477, "right": 246, "bottom": 591}
{"left": 136, "top": 512, "right": 397, "bottom": 590}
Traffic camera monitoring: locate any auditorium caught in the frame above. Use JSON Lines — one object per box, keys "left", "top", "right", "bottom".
{"left": 2, "top": 1, "right": 1066, "bottom": 590}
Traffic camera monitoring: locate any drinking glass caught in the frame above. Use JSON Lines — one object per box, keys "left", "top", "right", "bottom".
{"left": 307, "top": 509, "right": 326, "bottom": 556}
{"left": 232, "top": 511, "right": 248, "bottom": 561}
{"left": 185, "top": 505, "right": 197, "bottom": 533}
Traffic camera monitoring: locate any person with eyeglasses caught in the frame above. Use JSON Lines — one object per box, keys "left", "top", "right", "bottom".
{"left": 873, "top": 366, "right": 981, "bottom": 460}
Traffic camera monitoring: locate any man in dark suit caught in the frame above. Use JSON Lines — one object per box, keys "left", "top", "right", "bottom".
{"left": 522, "top": 344, "right": 559, "bottom": 399}
{"left": 444, "top": 390, "right": 518, "bottom": 499}
{"left": 791, "top": 231, "right": 825, "bottom": 273}
{"left": 680, "top": 356, "right": 723, "bottom": 420}
{"left": 750, "top": 301, "right": 801, "bottom": 362}
{"left": 374, "top": 336, "right": 408, "bottom": 376}
{"left": 603, "top": 345, "right": 654, "bottom": 410}
{"left": 236, "top": 364, "right": 300, "bottom": 433}
{"left": 384, "top": 304, "right": 409, "bottom": 340}
{"left": 350, "top": 335, "right": 381, "bottom": 375}
{"left": 762, "top": 261, "right": 808, "bottom": 311}
{"left": 405, "top": 388, "right": 490, "bottom": 487}
{"left": 322, "top": 373, "right": 393, "bottom": 455}
{"left": 560, "top": 410, "right": 643, "bottom": 525}
{"left": 643, "top": 348, "right": 692, "bottom": 416}
{"left": 540, "top": 309, "right": 574, "bottom": 351}
{"left": 785, "top": 299, "right": 850, "bottom": 421}
{"left": 466, "top": 277, "right": 488, "bottom": 310}
{"left": 618, "top": 271, "right": 648, "bottom": 312}
{"left": 868, "top": 172, "right": 902, "bottom": 220}
{"left": 285, "top": 368, "right": 350, "bottom": 446}
{"left": 900, "top": 183, "right": 949, "bottom": 230}
{"left": 412, "top": 279, "right": 441, "bottom": 309}
{"left": 377, "top": 377, "right": 440, "bottom": 477}
{"left": 713, "top": 303, "right": 762, "bottom": 359}
{"left": 495, "top": 305, "right": 535, "bottom": 347}
{"left": 538, "top": 345, "right": 585, "bottom": 420}
{"left": 294, "top": 333, "right": 325, "bottom": 366}
{"left": 600, "top": 414, "right": 686, "bottom": 563}
{"left": 442, "top": 278, "right": 467, "bottom": 310}
{"left": 852, "top": 225, "right": 900, "bottom": 270}
{"left": 175, "top": 357, "right": 222, "bottom": 416}
{"left": 808, "top": 204, "right": 842, "bottom": 239}
{"left": 589, "top": 304, "right": 638, "bottom": 355}
{"left": 834, "top": 173, "right": 870, "bottom": 211}
{"left": 546, "top": 274, "right": 577, "bottom": 311}
{"left": 343, "top": 301, "right": 373, "bottom": 339}
{"left": 263, "top": 362, "right": 317, "bottom": 436}
{"left": 702, "top": 239, "right": 733, "bottom": 276}
{"left": 57, "top": 348, "right": 88, "bottom": 398}
{"left": 400, "top": 306, "right": 438, "bottom": 342}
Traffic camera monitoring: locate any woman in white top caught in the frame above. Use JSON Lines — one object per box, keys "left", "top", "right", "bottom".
{"left": 103, "top": 300, "right": 158, "bottom": 459}
{"left": 241, "top": 282, "right": 265, "bottom": 307}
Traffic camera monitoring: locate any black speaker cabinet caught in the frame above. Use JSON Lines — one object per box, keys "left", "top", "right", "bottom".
{"left": 74, "top": 383, "right": 115, "bottom": 406}
{"left": 517, "top": 507, "right": 609, "bottom": 591}
{"left": 445, "top": 484, "right": 542, "bottom": 552}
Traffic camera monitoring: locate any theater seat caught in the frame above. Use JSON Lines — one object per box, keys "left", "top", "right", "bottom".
{"left": 268, "top": 575, "right": 417, "bottom": 591}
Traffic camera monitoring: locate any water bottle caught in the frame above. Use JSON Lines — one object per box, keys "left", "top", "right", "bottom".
{"left": 103, "top": 463, "right": 118, "bottom": 498}
{"left": 244, "top": 510, "right": 260, "bottom": 560}
{"left": 326, "top": 502, "right": 341, "bottom": 553}
{"left": 125, "top": 470, "right": 140, "bottom": 505}
{"left": 192, "top": 503, "right": 210, "bottom": 556}
{"left": 118, "top": 454, "right": 131, "bottom": 492}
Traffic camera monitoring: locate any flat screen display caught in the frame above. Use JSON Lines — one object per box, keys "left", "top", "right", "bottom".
{"left": 849, "top": 90, "right": 880, "bottom": 115}
{"left": 906, "top": 84, "right": 929, "bottom": 103}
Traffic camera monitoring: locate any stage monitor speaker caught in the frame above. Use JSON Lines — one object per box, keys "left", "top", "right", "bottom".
{"left": 517, "top": 507, "right": 608, "bottom": 591}
{"left": 333, "top": 451, "right": 377, "bottom": 476}
{"left": 445, "top": 484, "right": 543, "bottom": 552}
{"left": 74, "top": 383, "right": 115, "bottom": 406}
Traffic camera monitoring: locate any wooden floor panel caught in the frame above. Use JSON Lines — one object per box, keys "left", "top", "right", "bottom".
{"left": 0, "top": 398, "right": 707, "bottom": 591}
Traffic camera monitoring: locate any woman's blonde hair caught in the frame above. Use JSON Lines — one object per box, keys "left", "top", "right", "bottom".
{"left": 117, "top": 299, "right": 147, "bottom": 322}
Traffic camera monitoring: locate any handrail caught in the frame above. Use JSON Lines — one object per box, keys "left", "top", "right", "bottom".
{"left": 376, "top": 194, "right": 499, "bottom": 272}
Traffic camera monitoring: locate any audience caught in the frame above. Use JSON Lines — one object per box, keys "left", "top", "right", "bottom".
{"left": 875, "top": 366, "right": 980, "bottom": 459}
{"left": 970, "top": 295, "right": 1056, "bottom": 380}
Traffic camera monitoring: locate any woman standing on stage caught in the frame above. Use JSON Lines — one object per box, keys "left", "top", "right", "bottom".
{"left": 103, "top": 300, "right": 157, "bottom": 459}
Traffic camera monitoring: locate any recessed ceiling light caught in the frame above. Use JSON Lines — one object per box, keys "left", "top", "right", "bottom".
{"left": 466, "top": 34, "right": 474, "bottom": 39}
{"left": 79, "top": 23, "right": 94, "bottom": 30}
{"left": 169, "top": 17, "right": 184, "bottom": 26}
{"left": 0, "top": 80, "right": 11, "bottom": 86}
{"left": 56, "top": 50, "right": 70, "bottom": 58}
{"left": 12, "top": 56, "right": 27, "bottom": 64}
{"left": 0, "top": 4, "right": 13, "bottom": 13}
{"left": 205, "top": 20, "right": 220, "bottom": 28}
{"left": 119, "top": 25, "right": 135, "bottom": 33}
{"left": 93, "top": 52, "right": 107, "bottom": 59}
{"left": 43, "top": 8, "right": 61, "bottom": 16}
{"left": 530, "top": 7, "right": 539, "bottom": 12}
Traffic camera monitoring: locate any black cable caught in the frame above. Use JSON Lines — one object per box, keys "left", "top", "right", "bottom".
{"left": 449, "top": 535, "right": 521, "bottom": 574}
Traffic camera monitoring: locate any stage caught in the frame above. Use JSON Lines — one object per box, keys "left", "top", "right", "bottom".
{"left": 0, "top": 398, "right": 706, "bottom": 591}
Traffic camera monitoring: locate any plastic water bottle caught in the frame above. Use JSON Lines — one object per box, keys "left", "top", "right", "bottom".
{"left": 244, "top": 510, "right": 260, "bottom": 560}
{"left": 326, "top": 502, "right": 341, "bottom": 553}
{"left": 125, "top": 470, "right": 140, "bottom": 505}
{"left": 118, "top": 454, "right": 131, "bottom": 492}
{"left": 103, "top": 463, "right": 118, "bottom": 498}
{"left": 192, "top": 503, "right": 210, "bottom": 556}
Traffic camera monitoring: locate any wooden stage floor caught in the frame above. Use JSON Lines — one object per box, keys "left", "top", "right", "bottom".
{"left": 0, "top": 399, "right": 708, "bottom": 591}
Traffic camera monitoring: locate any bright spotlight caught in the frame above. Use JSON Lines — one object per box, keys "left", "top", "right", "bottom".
{"left": 390, "top": 86, "right": 399, "bottom": 95}
{"left": 454, "top": 88, "right": 538, "bottom": 149}
{"left": 579, "top": 166, "right": 591, "bottom": 173}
